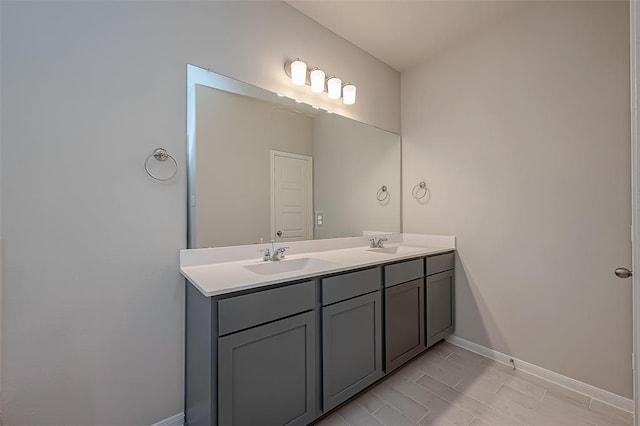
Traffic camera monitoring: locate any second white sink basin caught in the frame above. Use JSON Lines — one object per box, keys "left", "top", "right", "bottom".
{"left": 244, "top": 257, "right": 337, "bottom": 275}
{"left": 367, "top": 245, "right": 423, "bottom": 255}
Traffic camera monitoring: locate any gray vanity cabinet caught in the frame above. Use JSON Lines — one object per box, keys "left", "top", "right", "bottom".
{"left": 426, "top": 253, "right": 455, "bottom": 348}
{"left": 384, "top": 259, "right": 426, "bottom": 372}
{"left": 385, "top": 279, "right": 425, "bottom": 371}
{"left": 218, "top": 311, "right": 316, "bottom": 426}
{"left": 185, "top": 252, "right": 456, "bottom": 426}
{"left": 321, "top": 268, "right": 383, "bottom": 412}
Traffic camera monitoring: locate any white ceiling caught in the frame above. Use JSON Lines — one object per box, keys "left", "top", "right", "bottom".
{"left": 286, "top": 1, "right": 531, "bottom": 71}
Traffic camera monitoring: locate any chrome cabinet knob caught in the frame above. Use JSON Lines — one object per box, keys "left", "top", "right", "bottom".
{"left": 615, "top": 268, "right": 633, "bottom": 279}
{"left": 276, "top": 230, "right": 282, "bottom": 237}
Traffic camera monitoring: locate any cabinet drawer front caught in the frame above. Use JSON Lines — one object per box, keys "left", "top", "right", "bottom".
{"left": 218, "top": 280, "right": 315, "bottom": 336}
{"left": 322, "top": 267, "right": 381, "bottom": 306}
{"left": 426, "top": 252, "right": 455, "bottom": 276}
{"left": 385, "top": 258, "right": 424, "bottom": 287}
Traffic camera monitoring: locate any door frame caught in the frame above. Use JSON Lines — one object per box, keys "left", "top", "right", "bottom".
{"left": 269, "top": 150, "right": 313, "bottom": 242}
{"left": 631, "top": 1, "right": 639, "bottom": 423}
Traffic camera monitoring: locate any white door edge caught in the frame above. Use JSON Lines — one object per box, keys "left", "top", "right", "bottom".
{"left": 630, "top": 1, "right": 639, "bottom": 423}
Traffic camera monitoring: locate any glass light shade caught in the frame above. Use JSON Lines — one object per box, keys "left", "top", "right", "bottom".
{"left": 310, "top": 69, "right": 325, "bottom": 93}
{"left": 290, "top": 59, "right": 307, "bottom": 86}
{"left": 327, "top": 77, "right": 342, "bottom": 100}
{"left": 342, "top": 84, "right": 356, "bottom": 105}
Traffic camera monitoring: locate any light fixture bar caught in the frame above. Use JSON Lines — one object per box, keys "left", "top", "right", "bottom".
{"left": 284, "top": 59, "right": 356, "bottom": 105}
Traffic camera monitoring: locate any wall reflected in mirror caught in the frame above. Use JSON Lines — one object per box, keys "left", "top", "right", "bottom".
{"left": 187, "top": 65, "right": 400, "bottom": 248}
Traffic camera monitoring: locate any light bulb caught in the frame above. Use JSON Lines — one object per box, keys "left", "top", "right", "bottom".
{"left": 327, "top": 77, "right": 342, "bottom": 100}
{"left": 290, "top": 59, "right": 307, "bottom": 86}
{"left": 310, "top": 68, "right": 325, "bottom": 93}
{"left": 342, "top": 84, "right": 356, "bottom": 105}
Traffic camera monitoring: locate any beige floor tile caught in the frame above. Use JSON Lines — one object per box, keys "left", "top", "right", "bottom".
{"left": 589, "top": 399, "right": 633, "bottom": 424}
{"left": 440, "top": 343, "right": 487, "bottom": 365}
{"left": 496, "top": 384, "right": 592, "bottom": 426}
{"left": 373, "top": 381, "right": 431, "bottom": 422}
{"left": 321, "top": 341, "right": 629, "bottom": 426}
{"left": 373, "top": 403, "right": 419, "bottom": 426}
{"left": 356, "top": 390, "right": 385, "bottom": 414}
{"left": 418, "top": 405, "right": 475, "bottom": 426}
{"left": 415, "top": 374, "right": 520, "bottom": 425}
{"left": 338, "top": 400, "right": 385, "bottom": 426}
{"left": 316, "top": 412, "right": 350, "bottom": 426}
{"left": 399, "top": 359, "right": 430, "bottom": 382}
{"left": 386, "top": 374, "right": 475, "bottom": 425}
{"left": 484, "top": 359, "right": 592, "bottom": 408}
{"left": 469, "top": 417, "right": 491, "bottom": 426}
{"left": 428, "top": 342, "right": 456, "bottom": 359}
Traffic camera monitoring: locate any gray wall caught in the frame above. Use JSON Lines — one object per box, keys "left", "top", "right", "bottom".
{"left": 402, "top": 1, "right": 632, "bottom": 397}
{"left": 0, "top": 1, "right": 400, "bottom": 424}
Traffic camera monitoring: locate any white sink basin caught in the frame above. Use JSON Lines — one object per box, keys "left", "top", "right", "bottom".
{"left": 244, "top": 257, "right": 337, "bottom": 275}
{"left": 367, "top": 245, "right": 423, "bottom": 255}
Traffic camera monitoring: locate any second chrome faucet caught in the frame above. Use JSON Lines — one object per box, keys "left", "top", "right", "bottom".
{"left": 369, "top": 237, "right": 388, "bottom": 248}
{"left": 261, "top": 240, "right": 289, "bottom": 261}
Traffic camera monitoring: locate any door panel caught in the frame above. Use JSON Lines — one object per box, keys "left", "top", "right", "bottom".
{"left": 272, "top": 152, "right": 312, "bottom": 242}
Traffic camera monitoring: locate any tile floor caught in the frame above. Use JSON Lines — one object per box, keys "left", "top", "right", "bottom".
{"left": 316, "top": 341, "right": 633, "bottom": 426}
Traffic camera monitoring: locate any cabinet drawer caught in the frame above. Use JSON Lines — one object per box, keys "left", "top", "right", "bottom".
{"left": 426, "top": 252, "right": 455, "bottom": 276}
{"left": 322, "top": 268, "right": 381, "bottom": 306}
{"left": 218, "top": 280, "right": 315, "bottom": 336}
{"left": 385, "top": 258, "right": 424, "bottom": 287}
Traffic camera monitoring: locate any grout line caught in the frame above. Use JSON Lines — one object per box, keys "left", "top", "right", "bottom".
{"left": 386, "top": 379, "right": 436, "bottom": 415}
{"left": 413, "top": 372, "right": 425, "bottom": 382}
{"left": 370, "top": 403, "right": 386, "bottom": 417}
{"left": 421, "top": 371, "right": 517, "bottom": 422}
{"left": 417, "top": 410, "right": 430, "bottom": 423}
{"left": 336, "top": 412, "right": 351, "bottom": 426}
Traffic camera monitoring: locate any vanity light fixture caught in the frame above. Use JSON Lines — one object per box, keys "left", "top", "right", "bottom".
{"left": 342, "top": 84, "right": 356, "bottom": 105}
{"left": 290, "top": 59, "right": 307, "bottom": 86}
{"left": 310, "top": 68, "right": 325, "bottom": 93}
{"left": 327, "top": 76, "right": 342, "bottom": 100}
{"left": 285, "top": 58, "right": 356, "bottom": 105}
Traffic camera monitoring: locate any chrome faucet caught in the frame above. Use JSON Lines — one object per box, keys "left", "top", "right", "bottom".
{"left": 260, "top": 241, "right": 290, "bottom": 261}
{"left": 369, "top": 237, "right": 388, "bottom": 248}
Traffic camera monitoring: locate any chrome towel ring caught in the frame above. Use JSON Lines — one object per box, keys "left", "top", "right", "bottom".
{"left": 412, "top": 181, "right": 428, "bottom": 200}
{"left": 376, "top": 186, "right": 389, "bottom": 202}
{"left": 145, "top": 148, "right": 178, "bottom": 181}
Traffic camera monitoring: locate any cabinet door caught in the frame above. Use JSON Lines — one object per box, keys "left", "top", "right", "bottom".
{"left": 426, "top": 269, "right": 455, "bottom": 348}
{"left": 322, "top": 291, "right": 383, "bottom": 411}
{"left": 218, "top": 311, "right": 316, "bottom": 426}
{"left": 385, "top": 279, "right": 425, "bottom": 372}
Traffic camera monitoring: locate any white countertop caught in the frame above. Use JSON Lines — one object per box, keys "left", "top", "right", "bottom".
{"left": 180, "top": 233, "right": 455, "bottom": 297}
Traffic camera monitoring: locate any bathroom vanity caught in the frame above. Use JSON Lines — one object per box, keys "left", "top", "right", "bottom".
{"left": 181, "top": 234, "right": 455, "bottom": 426}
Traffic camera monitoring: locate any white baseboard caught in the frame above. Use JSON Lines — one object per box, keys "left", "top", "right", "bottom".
{"left": 150, "top": 412, "right": 184, "bottom": 426}
{"left": 446, "top": 335, "right": 634, "bottom": 414}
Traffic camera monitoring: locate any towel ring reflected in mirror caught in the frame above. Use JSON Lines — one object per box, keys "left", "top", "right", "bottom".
{"left": 376, "top": 185, "right": 389, "bottom": 202}
{"left": 145, "top": 148, "right": 178, "bottom": 181}
{"left": 412, "top": 181, "right": 428, "bottom": 200}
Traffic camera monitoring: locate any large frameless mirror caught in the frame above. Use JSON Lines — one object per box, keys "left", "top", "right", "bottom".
{"left": 187, "top": 64, "right": 401, "bottom": 249}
